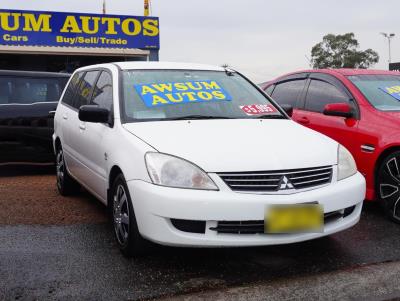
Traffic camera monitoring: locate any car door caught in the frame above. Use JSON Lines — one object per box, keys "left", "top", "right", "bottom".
{"left": 58, "top": 71, "right": 84, "bottom": 175}
{"left": 267, "top": 73, "right": 308, "bottom": 121}
{"left": 75, "top": 70, "right": 114, "bottom": 201}
{"left": 63, "top": 70, "right": 100, "bottom": 181}
{"left": 293, "top": 73, "right": 360, "bottom": 160}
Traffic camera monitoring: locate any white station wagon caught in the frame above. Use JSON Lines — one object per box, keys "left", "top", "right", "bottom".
{"left": 53, "top": 62, "right": 365, "bottom": 257}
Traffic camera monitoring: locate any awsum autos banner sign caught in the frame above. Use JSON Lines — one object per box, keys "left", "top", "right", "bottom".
{"left": 0, "top": 9, "right": 160, "bottom": 49}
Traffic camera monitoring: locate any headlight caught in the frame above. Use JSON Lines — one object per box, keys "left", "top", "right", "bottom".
{"left": 337, "top": 145, "right": 357, "bottom": 181}
{"left": 145, "top": 152, "right": 218, "bottom": 190}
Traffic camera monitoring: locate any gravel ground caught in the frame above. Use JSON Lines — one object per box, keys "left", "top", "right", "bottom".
{"left": 0, "top": 166, "right": 107, "bottom": 225}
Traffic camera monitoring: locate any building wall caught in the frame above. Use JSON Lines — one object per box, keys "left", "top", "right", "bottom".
{"left": 389, "top": 62, "right": 400, "bottom": 71}
{"left": 0, "top": 53, "right": 150, "bottom": 73}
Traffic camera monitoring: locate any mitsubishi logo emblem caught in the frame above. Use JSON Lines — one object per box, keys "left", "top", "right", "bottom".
{"left": 280, "top": 176, "right": 294, "bottom": 190}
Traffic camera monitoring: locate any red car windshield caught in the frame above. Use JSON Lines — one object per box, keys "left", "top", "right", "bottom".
{"left": 349, "top": 74, "right": 400, "bottom": 111}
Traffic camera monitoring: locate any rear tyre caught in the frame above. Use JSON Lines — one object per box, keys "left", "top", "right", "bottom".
{"left": 111, "top": 174, "right": 148, "bottom": 257}
{"left": 56, "top": 146, "right": 80, "bottom": 196}
{"left": 377, "top": 151, "right": 400, "bottom": 224}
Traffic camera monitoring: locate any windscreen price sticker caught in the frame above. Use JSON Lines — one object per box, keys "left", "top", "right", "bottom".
{"left": 240, "top": 104, "right": 277, "bottom": 115}
{"left": 379, "top": 85, "right": 400, "bottom": 101}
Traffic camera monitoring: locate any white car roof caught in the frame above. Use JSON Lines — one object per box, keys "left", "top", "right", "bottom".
{"left": 115, "top": 61, "right": 226, "bottom": 71}
{"left": 77, "top": 61, "right": 226, "bottom": 72}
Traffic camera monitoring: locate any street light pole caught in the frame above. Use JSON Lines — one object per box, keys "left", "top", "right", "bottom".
{"left": 102, "top": 0, "right": 106, "bottom": 14}
{"left": 144, "top": 0, "right": 150, "bottom": 16}
{"left": 381, "top": 32, "right": 395, "bottom": 64}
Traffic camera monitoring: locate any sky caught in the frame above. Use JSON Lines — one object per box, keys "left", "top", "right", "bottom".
{"left": 1, "top": 0, "right": 399, "bottom": 82}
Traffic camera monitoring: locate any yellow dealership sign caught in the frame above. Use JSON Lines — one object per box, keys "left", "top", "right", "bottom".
{"left": 0, "top": 9, "right": 160, "bottom": 49}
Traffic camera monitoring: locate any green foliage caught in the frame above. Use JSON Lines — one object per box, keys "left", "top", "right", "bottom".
{"left": 311, "top": 33, "right": 379, "bottom": 69}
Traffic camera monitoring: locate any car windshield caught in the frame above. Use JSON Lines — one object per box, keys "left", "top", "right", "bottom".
{"left": 348, "top": 74, "right": 400, "bottom": 111}
{"left": 121, "top": 70, "right": 284, "bottom": 122}
{"left": 0, "top": 76, "right": 69, "bottom": 105}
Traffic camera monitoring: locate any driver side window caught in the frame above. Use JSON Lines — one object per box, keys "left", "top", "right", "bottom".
{"left": 270, "top": 79, "right": 306, "bottom": 108}
{"left": 305, "top": 80, "right": 350, "bottom": 113}
{"left": 90, "top": 71, "right": 113, "bottom": 112}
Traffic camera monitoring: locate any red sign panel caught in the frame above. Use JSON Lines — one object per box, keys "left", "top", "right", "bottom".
{"left": 240, "top": 104, "right": 277, "bottom": 115}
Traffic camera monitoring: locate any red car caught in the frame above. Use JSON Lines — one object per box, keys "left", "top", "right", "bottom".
{"left": 262, "top": 69, "right": 400, "bottom": 222}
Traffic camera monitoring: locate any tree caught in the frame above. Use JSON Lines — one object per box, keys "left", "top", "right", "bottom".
{"left": 311, "top": 33, "right": 379, "bottom": 69}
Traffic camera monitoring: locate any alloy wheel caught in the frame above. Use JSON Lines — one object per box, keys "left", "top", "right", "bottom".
{"left": 379, "top": 156, "right": 400, "bottom": 222}
{"left": 56, "top": 149, "right": 64, "bottom": 190}
{"left": 113, "top": 184, "right": 130, "bottom": 246}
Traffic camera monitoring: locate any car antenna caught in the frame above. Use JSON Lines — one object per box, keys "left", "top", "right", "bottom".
{"left": 221, "top": 64, "right": 235, "bottom": 76}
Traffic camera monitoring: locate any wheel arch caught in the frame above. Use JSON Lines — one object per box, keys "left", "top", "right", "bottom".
{"left": 374, "top": 145, "right": 400, "bottom": 190}
{"left": 108, "top": 165, "right": 124, "bottom": 206}
{"left": 54, "top": 137, "right": 62, "bottom": 153}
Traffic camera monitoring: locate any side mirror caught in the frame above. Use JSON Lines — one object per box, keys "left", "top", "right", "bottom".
{"left": 280, "top": 104, "right": 293, "bottom": 117}
{"left": 323, "top": 103, "right": 354, "bottom": 118}
{"left": 79, "top": 105, "right": 110, "bottom": 123}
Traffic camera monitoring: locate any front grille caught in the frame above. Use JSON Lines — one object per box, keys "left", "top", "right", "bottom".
{"left": 210, "top": 220, "right": 265, "bottom": 234}
{"left": 210, "top": 206, "right": 353, "bottom": 235}
{"left": 218, "top": 166, "right": 332, "bottom": 193}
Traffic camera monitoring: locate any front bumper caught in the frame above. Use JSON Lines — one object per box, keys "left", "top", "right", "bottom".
{"left": 127, "top": 172, "right": 365, "bottom": 247}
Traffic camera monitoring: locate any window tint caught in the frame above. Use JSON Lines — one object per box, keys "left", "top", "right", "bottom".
{"left": 74, "top": 71, "right": 99, "bottom": 109}
{"left": 0, "top": 76, "right": 68, "bottom": 104}
{"left": 271, "top": 80, "right": 305, "bottom": 107}
{"left": 0, "top": 79, "right": 11, "bottom": 104}
{"left": 349, "top": 75, "right": 400, "bottom": 111}
{"left": 264, "top": 85, "right": 274, "bottom": 95}
{"left": 62, "top": 72, "right": 83, "bottom": 107}
{"left": 305, "top": 80, "right": 349, "bottom": 113}
{"left": 90, "top": 71, "right": 113, "bottom": 111}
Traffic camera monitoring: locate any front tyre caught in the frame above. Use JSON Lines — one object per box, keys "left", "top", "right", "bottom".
{"left": 377, "top": 151, "right": 400, "bottom": 224}
{"left": 56, "top": 146, "right": 80, "bottom": 196}
{"left": 111, "top": 174, "right": 148, "bottom": 257}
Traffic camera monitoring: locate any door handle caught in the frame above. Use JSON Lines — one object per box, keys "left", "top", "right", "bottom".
{"left": 297, "top": 117, "right": 310, "bottom": 125}
{"left": 79, "top": 124, "right": 86, "bottom": 131}
{"left": 62, "top": 114, "right": 68, "bottom": 120}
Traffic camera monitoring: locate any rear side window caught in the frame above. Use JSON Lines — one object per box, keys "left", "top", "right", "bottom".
{"left": 74, "top": 71, "right": 99, "bottom": 109}
{"left": 62, "top": 72, "right": 83, "bottom": 107}
{"left": 264, "top": 85, "right": 274, "bottom": 95}
{"left": 0, "top": 79, "right": 11, "bottom": 104}
{"left": 90, "top": 71, "right": 113, "bottom": 111}
{"left": 271, "top": 80, "right": 306, "bottom": 107}
{"left": 305, "top": 80, "right": 349, "bottom": 113}
{"left": 0, "top": 76, "right": 68, "bottom": 104}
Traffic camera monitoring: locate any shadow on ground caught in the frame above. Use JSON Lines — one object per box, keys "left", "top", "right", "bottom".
{"left": 0, "top": 164, "right": 55, "bottom": 177}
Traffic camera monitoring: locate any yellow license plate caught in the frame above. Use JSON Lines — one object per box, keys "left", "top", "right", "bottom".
{"left": 265, "top": 204, "right": 323, "bottom": 234}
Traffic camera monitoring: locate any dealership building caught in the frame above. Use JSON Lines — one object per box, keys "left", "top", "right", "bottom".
{"left": 389, "top": 62, "right": 400, "bottom": 71}
{"left": 0, "top": 9, "right": 160, "bottom": 73}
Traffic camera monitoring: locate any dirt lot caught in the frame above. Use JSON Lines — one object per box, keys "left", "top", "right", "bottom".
{"left": 0, "top": 166, "right": 107, "bottom": 225}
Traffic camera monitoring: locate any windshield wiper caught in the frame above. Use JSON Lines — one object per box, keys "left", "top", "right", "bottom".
{"left": 250, "top": 115, "right": 286, "bottom": 119}
{"left": 166, "top": 115, "right": 234, "bottom": 120}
